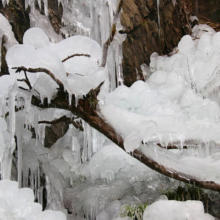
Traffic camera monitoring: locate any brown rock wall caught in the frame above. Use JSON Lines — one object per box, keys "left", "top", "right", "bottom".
{"left": 120, "top": 0, "right": 194, "bottom": 86}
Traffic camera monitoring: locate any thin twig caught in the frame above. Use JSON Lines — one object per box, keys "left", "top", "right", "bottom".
{"left": 39, "top": 115, "right": 71, "bottom": 124}
{"left": 62, "top": 53, "right": 90, "bottom": 62}
{"left": 18, "top": 86, "right": 29, "bottom": 91}
{"left": 23, "top": 70, "right": 32, "bottom": 89}
{"left": 39, "top": 115, "right": 83, "bottom": 131}
{"left": 13, "top": 66, "right": 64, "bottom": 90}
{"left": 17, "top": 78, "right": 32, "bottom": 90}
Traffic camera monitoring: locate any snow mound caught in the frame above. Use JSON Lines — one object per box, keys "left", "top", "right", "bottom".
{"left": 0, "top": 179, "right": 66, "bottom": 220}
{"left": 143, "top": 200, "right": 214, "bottom": 220}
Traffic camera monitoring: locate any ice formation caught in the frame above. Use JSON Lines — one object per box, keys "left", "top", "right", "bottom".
{"left": 0, "top": 14, "right": 18, "bottom": 69}
{"left": 143, "top": 200, "right": 214, "bottom": 220}
{"left": 0, "top": 179, "right": 66, "bottom": 220}
{"left": 1, "top": 1, "right": 220, "bottom": 220}
{"left": 99, "top": 24, "right": 220, "bottom": 185}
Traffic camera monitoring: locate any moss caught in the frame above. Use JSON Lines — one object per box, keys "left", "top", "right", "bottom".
{"left": 119, "top": 203, "right": 148, "bottom": 220}
{"left": 159, "top": 184, "right": 211, "bottom": 213}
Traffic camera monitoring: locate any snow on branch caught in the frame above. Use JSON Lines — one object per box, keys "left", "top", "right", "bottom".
{"left": 133, "top": 148, "right": 220, "bottom": 192}
{"left": 30, "top": 87, "right": 220, "bottom": 192}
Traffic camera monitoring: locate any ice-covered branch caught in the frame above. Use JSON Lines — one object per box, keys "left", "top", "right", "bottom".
{"left": 133, "top": 148, "right": 220, "bottom": 192}
{"left": 31, "top": 92, "right": 220, "bottom": 192}
{"left": 28, "top": 73, "right": 220, "bottom": 192}
{"left": 13, "top": 66, "right": 64, "bottom": 90}
{"left": 62, "top": 53, "right": 90, "bottom": 62}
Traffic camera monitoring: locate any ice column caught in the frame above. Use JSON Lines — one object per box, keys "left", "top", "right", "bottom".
{"left": 157, "top": 0, "right": 161, "bottom": 36}
{"left": 59, "top": 0, "right": 125, "bottom": 89}
{"left": 43, "top": 0, "right": 48, "bottom": 16}
{"left": 81, "top": 121, "right": 106, "bottom": 163}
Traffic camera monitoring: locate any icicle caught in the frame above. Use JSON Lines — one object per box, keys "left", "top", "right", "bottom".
{"left": 38, "top": 124, "right": 46, "bottom": 146}
{"left": 37, "top": 166, "right": 42, "bottom": 205}
{"left": 107, "top": 45, "right": 116, "bottom": 91}
{"left": 157, "top": 0, "right": 161, "bottom": 37}
{"left": 74, "top": 133, "right": 81, "bottom": 165}
{"left": 75, "top": 94, "right": 78, "bottom": 107}
{"left": 82, "top": 121, "right": 88, "bottom": 163}
{"left": 92, "top": 128, "right": 98, "bottom": 153}
{"left": 9, "top": 83, "right": 17, "bottom": 147}
{"left": 34, "top": 112, "right": 39, "bottom": 141}
{"left": 87, "top": 123, "right": 92, "bottom": 160}
{"left": 1, "top": 0, "right": 5, "bottom": 7}
{"left": 0, "top": 37, "right": 2, "bottom": 70}
{"left": 69, "top": 93, "right": 72, "bottom": 106}
{"left": 43, "top": 0, "right": 48, "bottom": 16}
{"left": 16, "top": 111, "right": 25, "bottom": 188}
{"left": 172, "top": 0, "right": 176, "bottom": 6}
{"left": 205, "top": 140, "right": 210, "bottom": 157}
{"left": 38, "top": 0, "right": 41, "bottom": 9}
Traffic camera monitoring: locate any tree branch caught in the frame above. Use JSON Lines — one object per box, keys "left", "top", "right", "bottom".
{"left": 39, "top": 115, "right": 83, "bottom": 131}
{"left": 30, "top": 82, "right": 220, "bottom": 192}
{"left": 17, "top": 76, "right": 32, "bottom": 90}
{"left": 24, "top": 70, "right": 32, "bottom": 89}
{"left": 13, "top": 66, "right": 64, "bottom": 90}
{"left": 62, "top": 54, "right": 90, "bottom": 63}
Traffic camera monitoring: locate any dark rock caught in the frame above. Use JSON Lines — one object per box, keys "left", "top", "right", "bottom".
{"left": 121, "top": 0, "right": 195, "bottom": 86}
{"left": 0, "top": 0, "right": 30, "bottom": 44}
{"left": 1, "top": 35, "right": 9, "bottom": 76}
{"left": 44, "top": 122, "right": 69, "bottom": 148}
{"left": 48, "top": 0, "right": 63, "bottom": 34}
{"left": 35, "top": 0, "right": 63, "bottom": 34}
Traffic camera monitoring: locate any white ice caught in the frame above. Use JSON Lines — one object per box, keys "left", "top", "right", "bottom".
{"left": 143, "top": 200, "right": 214, "bottom": 220}
{"left": 0, "top": 13, "right": 18, "bottom": 69}
{"left": 0, "top": 179, "right": 66, "bottom": 220}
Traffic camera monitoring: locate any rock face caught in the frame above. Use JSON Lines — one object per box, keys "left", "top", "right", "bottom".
{"left": 0, "top": 0, "right": 30, "bottom": 76}
{"left": 120, "top": 0, "right": 194, "bottom": 86}
{"left": 44, "top": 122, "right": 69, "bottom": 148}
{"left": 0, "top": 0, "right": 63, "bottom": 76}
{"left": 0, "top": 0, "right": 30, "bottom": 44}
{"left": 35, "top": 0, "right": 63, "bottom": 34}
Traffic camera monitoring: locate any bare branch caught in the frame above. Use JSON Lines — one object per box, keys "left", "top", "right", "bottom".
{"left": 133, "top": 149, "right": 220, "bottom": 192}
{"left": 17, "top": 78, "right": 32, "bottom": 90}
{"left": 62, "top": 54, "right": 90, "bottom": 63}
{"left": 18, "top": 86, "right": 29, "bottom": 91}
{"left": 39, "top": 115, "right": 71, "bottom": 124}
{"left": 39, "top": 115, "right": 83, "bottom": 131}
{"left": 157, "top": 143, "right": 187, "bottom": 150}
{"left": 13, "top": 66, "right": 64, "bottom": 90}
{"left": 24, "top": 70, "right": 32, "bottom": 89}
